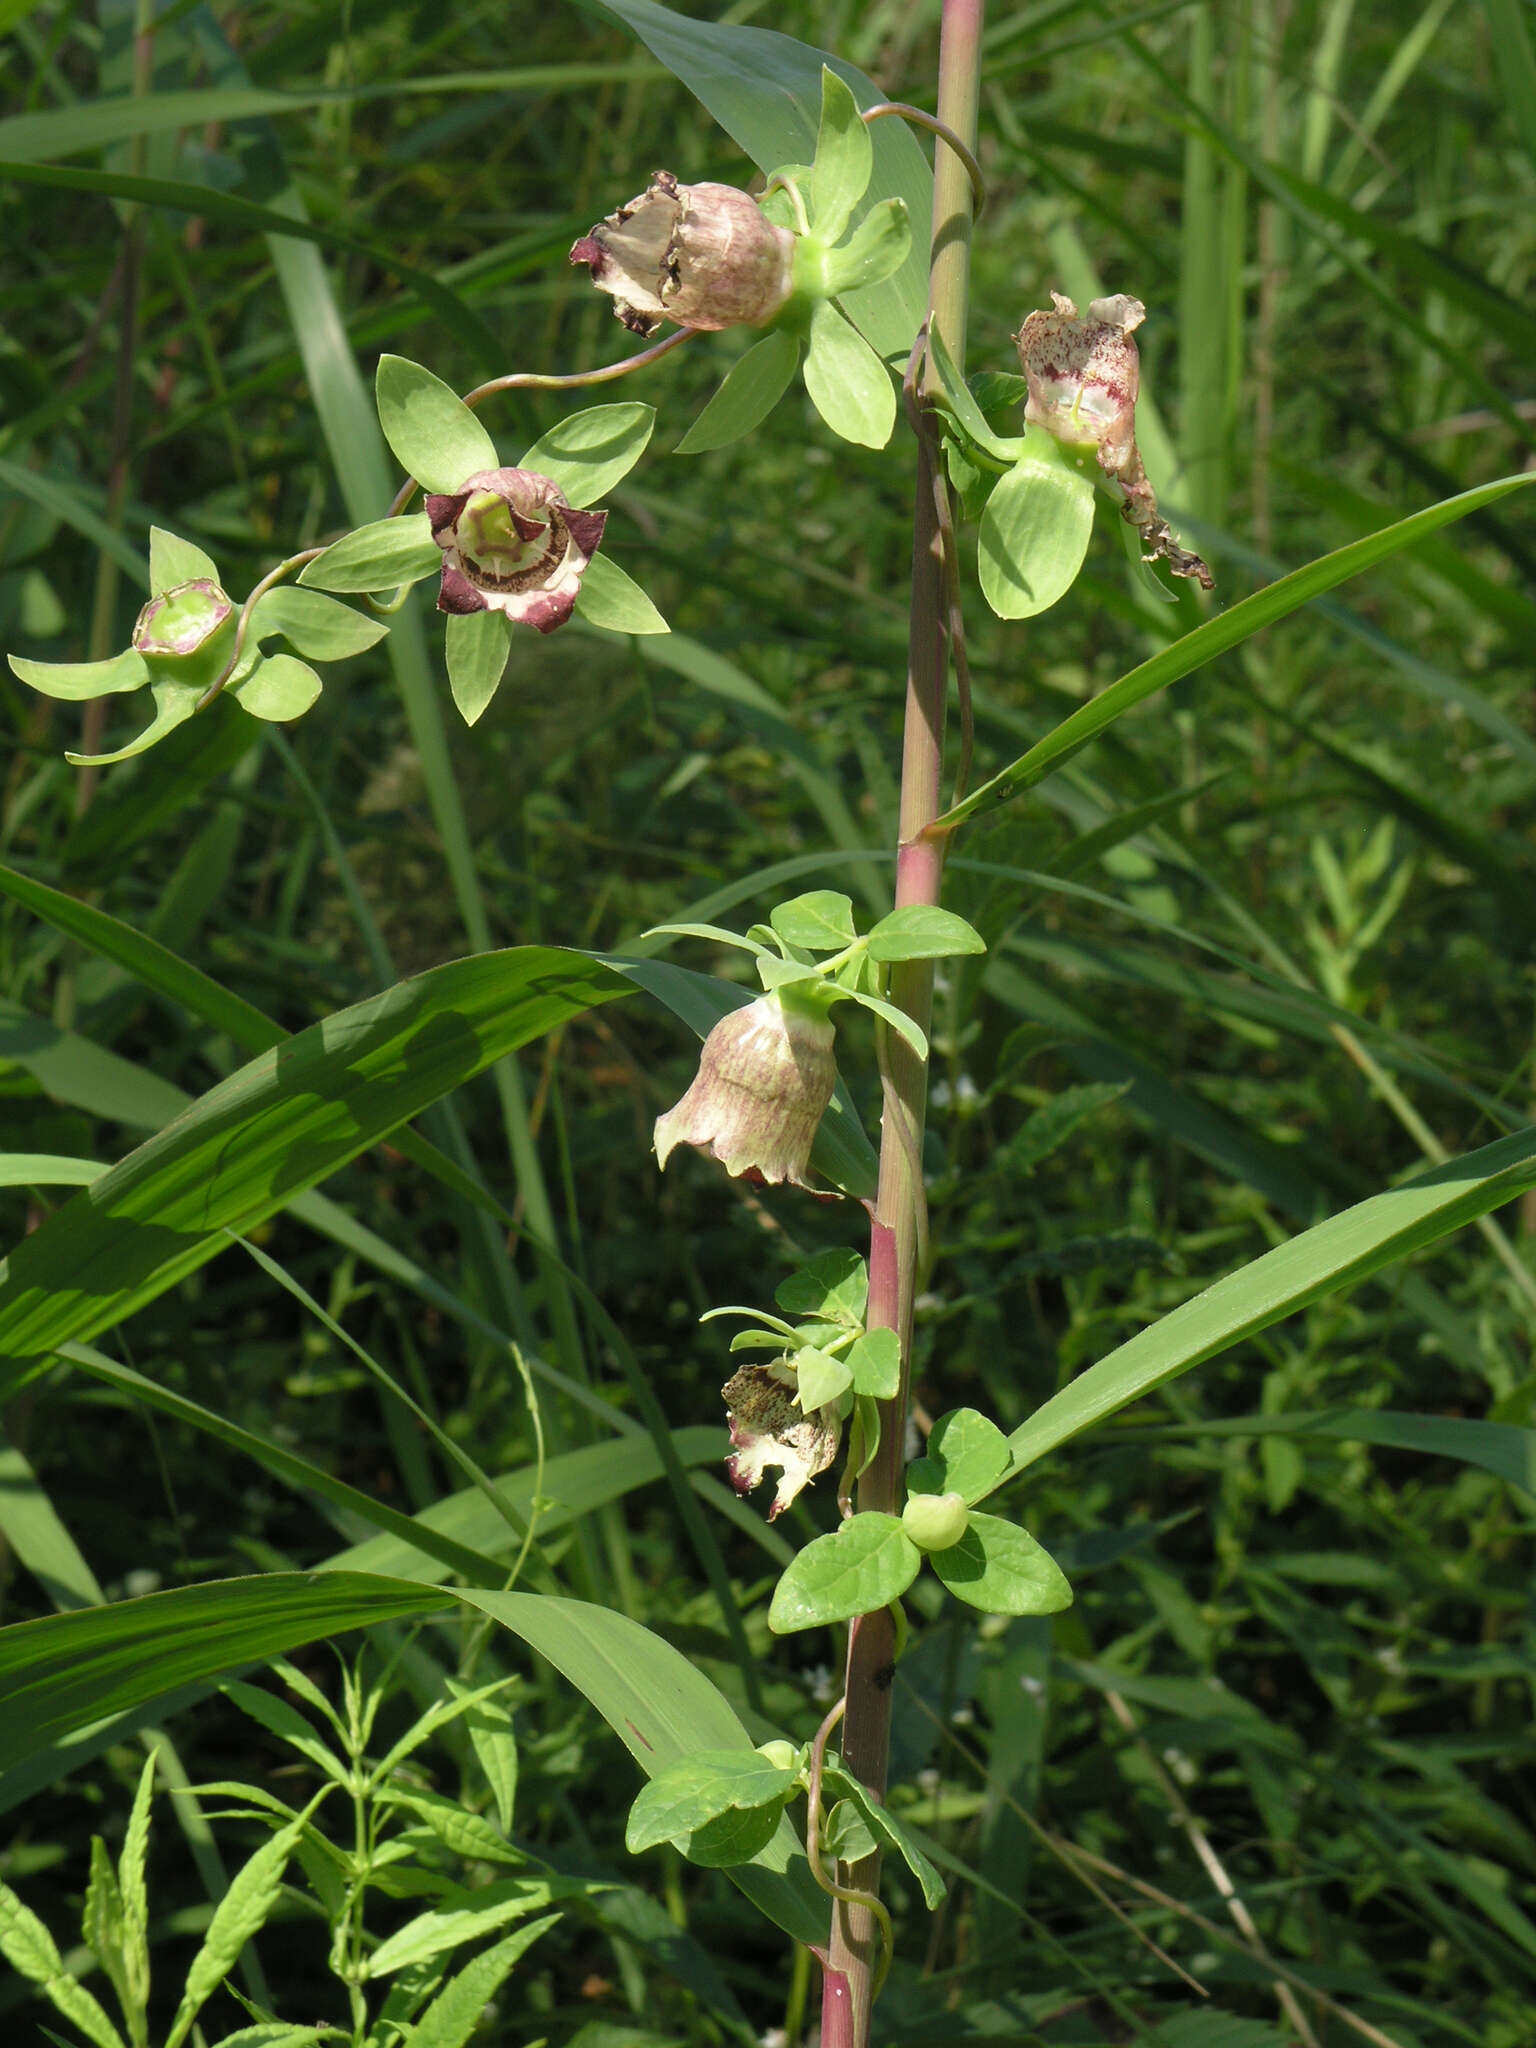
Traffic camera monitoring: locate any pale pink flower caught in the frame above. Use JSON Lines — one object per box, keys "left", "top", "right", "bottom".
{"left": 425, "top": 468, "right": 606, "bottom": 634}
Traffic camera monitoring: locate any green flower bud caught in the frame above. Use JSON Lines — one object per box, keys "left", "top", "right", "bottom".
{"left": 131, "top": 577, "right": 236, "bottom": 691}
{"left": 901, "top": 1490, "right": 970, "bottom": 1553}
{"left": 755, "top": 1739, "right": 799, "bottom": 1771}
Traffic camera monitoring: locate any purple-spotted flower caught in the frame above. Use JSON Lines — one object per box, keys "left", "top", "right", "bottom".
{"left": 571, "top": 171, "right": 796, "bottom": 339}
{"left": 654, "top": 986, "right": 838, "bottom": 1190}
{"left": 721, "top": 1362, "right": 841, "bottom": 1521}
{"left": 1017, "top": 292, "right": 1213, "bottom": 589}
{"left": 424, "top": 468, "right": 607, "bottom": 635}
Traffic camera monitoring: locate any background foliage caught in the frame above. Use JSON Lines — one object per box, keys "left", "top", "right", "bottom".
{"left": 1, "top": 0, "right": 1534, "bottom": 2042}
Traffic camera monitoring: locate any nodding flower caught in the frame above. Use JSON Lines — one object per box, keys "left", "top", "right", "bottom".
{"left": 653, "top": 987, "right": 838, "bottom": 1190}
{"left": 571, "top": 172, "right": 796, "bottom": 339}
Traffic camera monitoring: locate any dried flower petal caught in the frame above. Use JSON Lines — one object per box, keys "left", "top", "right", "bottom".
{"left": 425, "top": 467, "right": 605, "bottom": 634}
{"left": 722, "top": 1362, "right": 841, "bottom": 1520}
{"left": 571, "top": 172, "right": 796, "bottom": 339}
{"left": 1017, "top": 292, "right": 1213, "bottom": 590}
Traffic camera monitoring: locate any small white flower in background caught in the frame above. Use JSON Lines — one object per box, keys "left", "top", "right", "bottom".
{"left": 571, "top": 171, "right": 797, "bottom": 338}
{"left": 425, "top": 467, "right": 606, "bottom": 634}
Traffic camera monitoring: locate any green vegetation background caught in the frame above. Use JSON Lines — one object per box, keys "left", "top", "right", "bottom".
{"left": 1, "top": 0, "right": 1534, "bottom": 2041}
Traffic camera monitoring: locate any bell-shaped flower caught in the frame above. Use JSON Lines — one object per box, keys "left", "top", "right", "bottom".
{"left": 1017, "top": 292, "right": 1212, "bottom": 589}
{"left": 129, "top": 577, "right": 237, "bottom": 692}
{"left": 654, "top": 986, "right": 837, "bottom": 1189}
{"left": 721, "top": 1362, "right": 841, "bottom": 1521}
{"left": 571, "top": 170, "right": 796, "bottom": 339}
{"left": 425, "top": 467, "right": 606, "bottom": 635}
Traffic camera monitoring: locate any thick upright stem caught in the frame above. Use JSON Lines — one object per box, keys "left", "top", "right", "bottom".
{"left": 822, "top": 4, "right": 984, "bottom": 2040}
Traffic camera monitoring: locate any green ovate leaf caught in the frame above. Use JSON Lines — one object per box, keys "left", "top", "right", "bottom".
{"left": 770, "top": 890, "right": 856, "bottom": 950}
{"left": 375, "top": 354, "right": 498, "bottom": 495}
{"left": 978, "top": 432, "right": 1097, "bottom": 621}
{"left": 820, "top": 1799, "right": 877, "bottom": 1865}
{"left": 66, "top": 679, "right": 201, "bottom": 767}
{"left": 844, "top": 1327, "right": 899, "bottom": 1399}
{"left": 808, "top": 64, "right": 872, "bottom": 243}
{"left": 802, "top": 299, "right": 896, "bottom": 449}
{"left": 930, "top": 1512, "right": 1074, "bottom": 1616}
{"left": 821, "top": 1764, "right": 947, "bottom": 1906}
{"left": 866, "top": 905, "right": 986, "bottom": 963}
{"left": 675, "top": 331, "right": 802, "bottom": 455}
{"left": 8, "top": 647, "right": 149, "bottom": 701}
{"left": 148, "top": 527, "right": 220, "bottom": 593}
{"left": 768, "top": 1512, "right": 920, "bottom": 1633}
{"left": 518, "top": 403, "right": 655, "bottom": 507}
{"left": 232, "top": 654, "right": 322, "bottom": 724}
{"left": 450, "top": 1681, "right": 519, "bottom": 1836}
{"left": 816, "top": 197, "right": 912, "bottom": 299}
{"left": 573, "top": 554, "right": 669, "bottom": 635}
{"left": 794, "top": 1346, "right": 853, "bottom": 1410}
{"left": 625, "top": 1749, "right": 797, "bottom": 1860}
{"left": 836, "top": 986, "right": 928, "bottom": 1058}
{"left": 297, "top": 513, "right": 442, "bottom": 596}
{"left": 444, "top": 610, "right": 511, "bottom": 727}
{"left": 776, "top": 1248, "right": 867, "bottom": 1324}
{"left": 246, "top": 586, "right": 389, "bottom": 662}
{"left": 907, "top": 1408, "right": 1012, "bottom": 1503}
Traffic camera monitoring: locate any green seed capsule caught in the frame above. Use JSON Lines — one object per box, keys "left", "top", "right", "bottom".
{"left": 901, "top": 1490, "right": 970, "bottom": 1553}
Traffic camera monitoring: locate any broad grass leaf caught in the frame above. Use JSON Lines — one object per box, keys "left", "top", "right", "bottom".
{"left": 0, "top": 1574, "right": 829, "bottom": 1948}
{"left": 944, "top": 471, "right": 1536, "bottom": 831}
{"left": 0, "top": 948, "right": 634, "bottom": 1368}
{"left": 1002, "top": 1125, "right": 1536, "bottom": 1483}
{"left": 675, "top": 331, "right": 800, "bottom": 454}
{"left": 768, "top": 1513, "right": 920, "bottom": 1633}
{"left": 375, "top": 355, "right": 498, "bottom": 494}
